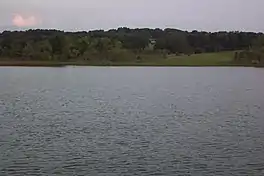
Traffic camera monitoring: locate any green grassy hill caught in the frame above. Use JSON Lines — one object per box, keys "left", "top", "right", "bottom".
{"left": 146, "top": 51, "right": 235, "bottom": 66}
{"left": 0, "top": 51, "right": 250, "bottom": 67}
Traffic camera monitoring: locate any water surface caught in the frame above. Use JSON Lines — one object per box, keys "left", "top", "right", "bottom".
{"left": 1, "top": 67, "right": 264, "bottom": 176}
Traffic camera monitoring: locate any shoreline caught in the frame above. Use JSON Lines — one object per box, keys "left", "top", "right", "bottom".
{"left": 0, "top": 52, "right": 261, "bottom": 67}
{"left": 0, "top": 61, "right": 260, "bottom": 67}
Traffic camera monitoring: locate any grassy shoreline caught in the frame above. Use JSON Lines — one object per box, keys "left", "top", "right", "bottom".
{"left": 0, "top": 52, "right": 261, "bottom": 67}
{"left": 0, "top": 61, "right": 258, "bottom": 67}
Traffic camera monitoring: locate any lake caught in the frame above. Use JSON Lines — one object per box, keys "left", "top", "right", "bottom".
{"left": 1, "top": 67, "right": 264, "bottom": 176}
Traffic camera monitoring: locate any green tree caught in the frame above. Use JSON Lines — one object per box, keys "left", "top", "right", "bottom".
{"left": 33, "top": 40, "right": 53, "bottom": 60}
{"left": 22, "top": 42, "right": 35, "bottom": 59}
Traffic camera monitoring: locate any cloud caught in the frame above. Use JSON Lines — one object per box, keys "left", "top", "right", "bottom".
{"left": 12, "top": 14, "right": 41, "bottom": 27}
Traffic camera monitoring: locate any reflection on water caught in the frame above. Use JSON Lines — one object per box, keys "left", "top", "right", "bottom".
{"left": 1, "top": 67, "right": 264, "bottom": 175}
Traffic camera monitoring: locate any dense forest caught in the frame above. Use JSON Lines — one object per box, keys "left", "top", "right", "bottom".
{"left": 0, "top": 28, "right": 263, "bottom": 64}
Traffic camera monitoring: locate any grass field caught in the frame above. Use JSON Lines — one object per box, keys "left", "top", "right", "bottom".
{"left": 0, "top": 51, "right": 254, "bottom": 67}
{"left": 161, "top": 51, "right": 235, "bottom": 66}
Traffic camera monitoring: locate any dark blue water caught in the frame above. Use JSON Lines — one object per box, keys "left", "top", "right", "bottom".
{"left": 1, "top": 67, "right": 264, "bottom": 176}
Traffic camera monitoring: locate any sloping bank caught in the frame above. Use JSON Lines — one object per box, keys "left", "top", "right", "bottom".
{"left": 0, "top": 51, "right": 263, "bottom": 67}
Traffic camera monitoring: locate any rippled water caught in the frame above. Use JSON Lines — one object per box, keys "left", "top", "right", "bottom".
{"left": 1, "top": 67, "right": 264, "bottom": 175}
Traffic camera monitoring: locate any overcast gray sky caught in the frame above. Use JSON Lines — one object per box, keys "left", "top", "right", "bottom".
{"left": 0, "top": 0, "right": 263, "bottom": 32}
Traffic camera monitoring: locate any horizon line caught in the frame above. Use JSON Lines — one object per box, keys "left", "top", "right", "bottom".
{"left": 0, "top": 26, "right": 263, "bottom": 34}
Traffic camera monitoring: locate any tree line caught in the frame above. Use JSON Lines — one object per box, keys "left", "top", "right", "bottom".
{"left": 234, "top": 35, "right": 264, "bottom": 65}
{"left": 0, "top": 28, "right": 263, "bottom": 61}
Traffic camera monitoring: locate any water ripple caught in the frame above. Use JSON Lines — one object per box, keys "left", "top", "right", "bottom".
{"left": 1, "top": 67, "right": 264, "bottom": 175}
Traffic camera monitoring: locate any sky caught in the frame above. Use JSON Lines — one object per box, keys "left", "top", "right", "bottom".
{"left": 0, "top": 0, "right": 263, "bottom": 32}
